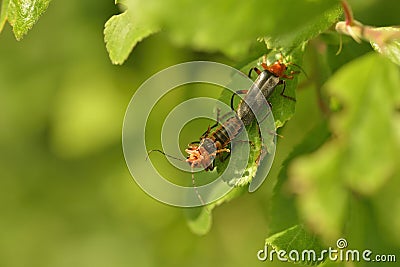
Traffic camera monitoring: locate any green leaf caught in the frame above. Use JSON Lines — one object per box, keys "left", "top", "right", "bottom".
{"left": 125, "top": 0, "right": 338, "bottom": 58}
{"left": 270, "top": 122, "right": 331, "bottom": 235}
{"left": 372, "top": 172, "right": 400, "bottom": 247}
{"left": 289, "top": 53, "right": 400, "bottom": 242}
{"left": 324, "top": 53, "right": 400, "bottom": 194}
{"left": 185, "top": 207, "right": 212, "bottom": 236}
{"left": 104, "top": 11, "right": 158, "bottom": 65}
{"left": 185, "top": 187, "right": 246, "bottom": 235}
{"left": 265, "top": 4, "right": 342, "bottom": 49}
{"left": 290, "top": 143, "right": 348, "bottom": 242}
{"left": 265, "top": 225, "right": 325, "bottom": 265}
{"left": 6, "top": 0, "right": 51, "bottom": 40}
{"left": 0, "top": 0, "right": 10, "bottom": 32}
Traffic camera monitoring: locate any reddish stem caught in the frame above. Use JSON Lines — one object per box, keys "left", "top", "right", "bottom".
{"left": 341, "top": 0, "right": 354, "bottom": 25}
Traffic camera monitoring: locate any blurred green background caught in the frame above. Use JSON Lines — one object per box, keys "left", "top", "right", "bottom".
{"left": 1, "top": 0, "right": 399, "bottom": 267}
{"left": 0, "top": 1, "right": 279, "bottom": 266}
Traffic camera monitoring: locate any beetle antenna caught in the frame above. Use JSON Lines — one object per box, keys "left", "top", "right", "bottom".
{"left": 287, "top": 62, "right": 308, "bottom": 79}
{"left": 191, "top": 166, "right": 210, "bottom": 212}
{"left": 191, "top": 166, "right": 206, "bottom": 207}
{"left": 146, "top": 149, "right": 184, "bottom": 161}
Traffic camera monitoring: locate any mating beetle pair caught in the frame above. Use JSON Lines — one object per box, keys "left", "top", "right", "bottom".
{"left": 150, "top": 54, "right": 302, "bottom": 205}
